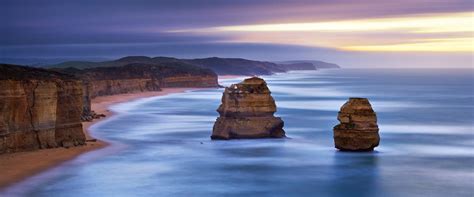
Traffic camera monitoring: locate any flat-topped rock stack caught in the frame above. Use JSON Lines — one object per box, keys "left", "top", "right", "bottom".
{"left": 211, "top": 77, "right": 285, "bottom": 139}
{"left": 333, "top": 98, "right": 380, "bottom": 151}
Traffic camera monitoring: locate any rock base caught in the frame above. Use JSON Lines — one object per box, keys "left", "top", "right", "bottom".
{"left": 211, "top": 117, "right": 285, "bottom": 139}
{"left": 333, "top": 98, "right": 379, "bottom": 151}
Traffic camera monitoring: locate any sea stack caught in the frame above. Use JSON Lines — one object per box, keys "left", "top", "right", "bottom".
{"left": 333, "top": 98, "right": 379, "bottom": 151}
{"left": 211, "top": 77, "right": 285, "bottom": 139}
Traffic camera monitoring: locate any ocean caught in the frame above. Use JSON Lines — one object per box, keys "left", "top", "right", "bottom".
{"left": 2, "top": 69, "right": 473, "bottom": 197}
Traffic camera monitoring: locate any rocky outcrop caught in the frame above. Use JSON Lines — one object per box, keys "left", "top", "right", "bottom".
{"left": 0, "top": 64, "right": 85, "bottom": 153}
{"left": 211, "top": 77, "right": 285, "bottom": 139}
{"left": 333, "top": 98, "right": 379, "bottom": 151}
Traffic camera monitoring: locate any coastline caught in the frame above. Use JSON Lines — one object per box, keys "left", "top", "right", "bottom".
{"left": 0, "top": 87, "right": 203, "bottom": 189}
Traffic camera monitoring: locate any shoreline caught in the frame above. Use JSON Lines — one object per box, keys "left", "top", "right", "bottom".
{"left": 0, "top": 87, "right": 204, "bottom": 189}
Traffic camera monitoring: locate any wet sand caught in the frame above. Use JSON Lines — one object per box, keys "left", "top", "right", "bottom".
{"left": 0, "top": 88, "right": 199, "bottom": 189}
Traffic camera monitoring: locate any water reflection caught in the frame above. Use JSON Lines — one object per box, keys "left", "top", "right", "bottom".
{"left": 328, "top": 152, "right": 380, "bottom": 197}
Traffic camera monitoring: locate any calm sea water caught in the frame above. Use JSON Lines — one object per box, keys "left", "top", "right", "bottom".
{"left": 2, "top": 69, "right": 473, "bottom": 197}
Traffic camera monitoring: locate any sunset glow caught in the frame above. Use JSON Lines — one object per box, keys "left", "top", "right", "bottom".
{"left": 343, "top": 38, "right": 473, "bottom": 52}
{"left": 1, "top": 0, "right": 473, "bottom": 67}
{"left": 212, "top": 12, "right": 472, "bottom": 33}
{"left": 177, "top": 12, "right": 474, "bottom": 52}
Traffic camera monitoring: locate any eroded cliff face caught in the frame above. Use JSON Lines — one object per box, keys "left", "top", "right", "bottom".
{"left": 211, "top": 77, "right": 285, "bottom": 139}
{"left": 0, "top": 64, "right": 85, "bottom": 153}
{"left": 333, "top": 98, "right": 380, "bottom": 151}
{"left": 89, "top": 79, "right": 161, "bottom": 98}
{"left": 58, "top": 63, "right": 218, "bottom": 97}
{"left": 55, "top": 80, "right": 86, "bottom": 147}
{"left": 160, "top": 75, "right": 217, "bottom": 88}
{"left": 55, "top": 63, "right": 219, "bottom": 121}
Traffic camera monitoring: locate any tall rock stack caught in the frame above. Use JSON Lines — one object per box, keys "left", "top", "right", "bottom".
{"left": 211, "top": 77, "right": 285, "bottom": 139}
{"left": 333, "top": 98, "right": 379, "bottom": 151}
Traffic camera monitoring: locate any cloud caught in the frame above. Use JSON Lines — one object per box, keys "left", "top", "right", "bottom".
{"left": 174, "top": 12, "right": 474, "bottom": 52}
{"left": 0, "top": 0, "right": 472, "bottom": 67}
{"left": 2, "top": 1, "right": 472, "bottom": 47}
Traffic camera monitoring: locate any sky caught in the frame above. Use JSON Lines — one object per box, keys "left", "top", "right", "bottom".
{"left": 0, "top": 0, "right": 473, "bottom": 67}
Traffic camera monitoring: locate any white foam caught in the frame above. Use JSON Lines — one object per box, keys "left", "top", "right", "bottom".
{"left": 380, "top": 124, "right": 474, "bottom": 135}
{"left": 271, "top": 86, "right": 366, "bottom": 97}
{"left": 277, "top": 100, "right": 430, "bottom": 112}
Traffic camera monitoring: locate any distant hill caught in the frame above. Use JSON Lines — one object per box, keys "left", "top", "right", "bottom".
{"left": 277, "top": 60, "right": 340, "bottom": 69}
{"left": 51, "top": 56, "right": 159, "bottom": 69}
{"left": 275, "top": 62, "right": 317, "bottom": 70}
{"left": 0, "top": 63, "right": 77, "bottom": 80}
{"left": 0, "top": 57, "right": 108, "bottom": 67}
{"left": 184, "top": 57, "right": 287, "bottom": 75}
{"left": 48, "top": 56, "right": 339, "bottom": 75}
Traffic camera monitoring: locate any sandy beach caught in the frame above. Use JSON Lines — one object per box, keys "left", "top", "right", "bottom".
{"left": 0, "top": 88, "right": 199, "bottom": 189}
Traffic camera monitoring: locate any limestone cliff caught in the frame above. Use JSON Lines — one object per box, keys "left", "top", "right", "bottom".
{"left": 333, "top": 98, "right": 380, "bottom": 151}
{"left": 0, "top": 64, "right": 85, "bottom": 153}
{"left": 57, "top": 63, "right": 218, "bottom": 98}
{"left": 211, "top": 77, "right": 285, "bottom": 139}
{"left": 54, "top": 63, "right": 219, "bottom": 120}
